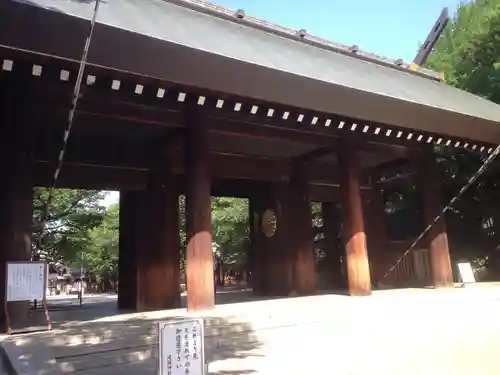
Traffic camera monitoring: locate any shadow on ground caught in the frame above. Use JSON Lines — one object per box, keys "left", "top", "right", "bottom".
{"left": 8, "top": 300, "right": 266, "bottom": 374}
{"left": 6, "top": 287, "right": 358, "bottom": 374}
{"left": 45, "top": 286, "right": 350, "bottom": 325}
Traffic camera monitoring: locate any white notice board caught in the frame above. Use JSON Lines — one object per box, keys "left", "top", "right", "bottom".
{"left": 158, "top": 318, "right": 205, "bottom": 375}
{"left": 457, "top": 262, "right": 476, "bottom": 284}
{"left": 6, "top": 261, "right": 46, "bottom": 302}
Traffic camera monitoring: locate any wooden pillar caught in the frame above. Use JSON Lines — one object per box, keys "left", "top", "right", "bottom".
{"left": 338, "top": 140, "right": 372, "bottom": 296}
{"left": 137, "top": 155, "right": 181, "bottom": 310}
{"left": 419, "top": 151, "right": 453, "bottom": 288}
{"left": 118, "top": 191, "right": 141, "bottom": 310}
{"left": 289, "top": 163, "right": 316, "bottom": 295}
{"left": 322, "top": 203, "right": 345, "bottom": 288}
{"left": 184, "top": 105, "right": 214, "bottom": 311}
{"left": 0, "top": 76, "right": 33, "bottom": 331}
{"left": 250, "top": 177, "right": 316, "bottom": 297}
{"left": 247, "top": 198, "right": 259, "bottom": 291}
{"left": 248, "top": 189, "right": 274, "bottom": 296}
{"left": 120, "top": 155, "right": 181, "bottom": 312}
{"left": 364, "top": 189, "right": 389, "bottom": 286}
{"left": 250, "top": 183, "right": 292, "bottom": 296}
{"left": 262, "top": 185, "right": 293, "bottom": 296}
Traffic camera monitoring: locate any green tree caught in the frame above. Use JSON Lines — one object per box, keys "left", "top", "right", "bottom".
{"left": 211, "top": 197, "right": 249, "bottom": 265}
{"left": 427, "top": 0, "right": 500, "bottom": 100}
{"left": 418, "top": 0, "right": 500, "bottom": 275}
{"left": 32, "top": 188, "right": 107, "bottom": 270}
{"left": 81, "top": 203, "right": 119, "bottom": 278}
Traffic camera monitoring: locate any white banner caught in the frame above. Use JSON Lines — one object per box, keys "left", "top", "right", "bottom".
{"left": 457, "top": 262, "right": 476, "bottom": 284}
{"left": 6, "top": 262, "right": 46, "bottom": 302}
{"left": 158, "top": 318, "right": 205, "bottom": 375}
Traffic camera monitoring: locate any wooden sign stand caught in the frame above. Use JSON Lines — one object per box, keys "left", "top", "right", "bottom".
{"left": 4, "top": 261, "right": 52, "bottom": 335}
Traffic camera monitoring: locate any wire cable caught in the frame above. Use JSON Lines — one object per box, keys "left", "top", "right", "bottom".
{"left": 35, "top": 0, "right": 101, "bottom": 258}
{"left": 381, "top": 145, "right": 500, "bottom": 282}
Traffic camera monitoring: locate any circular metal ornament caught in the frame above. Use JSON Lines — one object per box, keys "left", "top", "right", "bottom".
{"left": 261, "top": 208, "right": 277, "bottom": 238}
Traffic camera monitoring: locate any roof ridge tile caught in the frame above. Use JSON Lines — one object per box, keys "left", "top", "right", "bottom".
{"left": 164, "top": 0, "right": 442, "bottom": 81}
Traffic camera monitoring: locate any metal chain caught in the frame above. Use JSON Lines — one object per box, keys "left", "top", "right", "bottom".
{"left": 380, "top": 145, "right": 500, "bottom": 282}
{"left": 36, "top": 0, "right": 101, "bottom": 259}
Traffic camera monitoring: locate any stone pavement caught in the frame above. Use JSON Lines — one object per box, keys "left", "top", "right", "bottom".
{"left": 3, "top": 286, "right": 500, "bottom": 375}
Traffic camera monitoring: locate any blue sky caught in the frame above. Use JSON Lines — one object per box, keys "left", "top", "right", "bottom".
{"left": 213, "top": 0, "right": 468, "bottom": 62}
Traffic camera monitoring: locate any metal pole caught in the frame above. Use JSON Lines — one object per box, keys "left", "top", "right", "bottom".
{"left": 79, "top": 251, "right": 84, "bottom": 307}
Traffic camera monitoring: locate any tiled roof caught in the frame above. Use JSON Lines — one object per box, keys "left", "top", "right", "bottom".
{"left": 3, "top": 0, "right": 500, "bottom": 143}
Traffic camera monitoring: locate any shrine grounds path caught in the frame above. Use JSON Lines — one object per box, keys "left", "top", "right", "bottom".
{"left": 2, "top": 285, "right": 500, "bottom": 375}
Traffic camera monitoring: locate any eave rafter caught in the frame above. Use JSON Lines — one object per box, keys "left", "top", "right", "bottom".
{"left": 1, "top": 50, "right": 495, "bottom": 158}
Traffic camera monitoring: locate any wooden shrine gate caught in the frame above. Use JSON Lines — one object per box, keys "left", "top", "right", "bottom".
{"left": 0, "top": 0, "right": 500, "bottom": 332}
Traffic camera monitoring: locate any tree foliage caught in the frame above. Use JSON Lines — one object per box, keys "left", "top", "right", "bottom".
{"left": 211, "top": 197, "right": 249, "bottom": 265}
{"left": 427, "top": 0, "right": 500, "bottom": 101}
{"left": 81, "top": 203, "right": 119, "bottom": 280}
{"left": 32, "top": 188, "right": 107, "bottom": 270}
{"left": 418, "top": 0, "right": 500, "bottom": 273}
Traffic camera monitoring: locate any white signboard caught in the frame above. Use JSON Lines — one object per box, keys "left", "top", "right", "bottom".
{"left": 6, "top": 262, "right": 46, "bottom": 302}
{"left": 158, "top": 318, "right": 205, "bottom": 375}
{"left": 457, "top": 262, "right": 476, "bottom": 284}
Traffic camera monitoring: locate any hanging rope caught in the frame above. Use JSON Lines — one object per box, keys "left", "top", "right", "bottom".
{"left": 35, "top": 0, "right": 102, "bottom": 260}
{"left": 380, "top": 145, "right": 500, "bottom": 282}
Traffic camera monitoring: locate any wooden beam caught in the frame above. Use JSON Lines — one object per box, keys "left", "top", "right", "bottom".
{"left": 4, "top": 51, "right": 493, "bottom": 153}
{"left": 365, "top": 157, "right": 413, "bottom": 184}
{"left": 33, "top": 161, "right": 362, "bottom": 202}
{"left": 178, "top": 153, "right": 342, "bottom": 185}
{"left": 293, "top": 147, "right": 335, "bottom": 164}
{"left": 33, "top": 161, "right": 147, "bottom": 190}
{"left": 38, "top": 103, "right": 385, "bottom": 153}
{"left": 33, "top": 163, "right": 377, "bottom": 208}
{"left": 35, "top": 134, "right": 360, "bottom": 185}
{"left": 34, "top": 134, "right": 153, "bottom": 171}
{"left": 28, "top": 82, "right": 421, "bottom": 152}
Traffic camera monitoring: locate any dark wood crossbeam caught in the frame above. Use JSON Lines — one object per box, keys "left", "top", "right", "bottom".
{"left": 293, "top": 147, "right": 336, "bottom": 164}
{"left": 34, "top": 140, "right": 367, "bottom": 185}
{"left": 366, "top": 157, "right": 414, "bottom": 184}
{"left": 2, "top": 49, "right": 493, "bottom": 155}
{"left": 32, "top": 161, "right": 361, "bottom": 202}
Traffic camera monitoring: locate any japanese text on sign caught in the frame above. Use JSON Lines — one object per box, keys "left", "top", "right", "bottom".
{"left": 158, "top": 319, "right": 205, "bottom": 375}
{"left": 6, "top": 262, "right": 46, "bottom": 302}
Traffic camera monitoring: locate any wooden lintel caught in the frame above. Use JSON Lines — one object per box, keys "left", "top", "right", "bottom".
{"left": 3, "top": 50, "right": 494, "bottom": 154}
{"left": 35, "top": 138, "right": 352, "bottom": 185}
{"left": 374, "top": 172, "right": 416, "bottom": 185}
{"left": 365, "top": 157, "right": 413, "bottom": 184}
{"left": 40, "top": 104, "right": 392, "bottom": 154}
{"left": 32, "top": 162, "right": 359, "bottom": 202}
{"left": 29, "top": 82, "right": 420, "bottom": 152}
{"left": 33, "top": 161, "right": 147, "bottom": 190}
{"left": 293, "top": 147, "right": 335, "bottom": 164}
